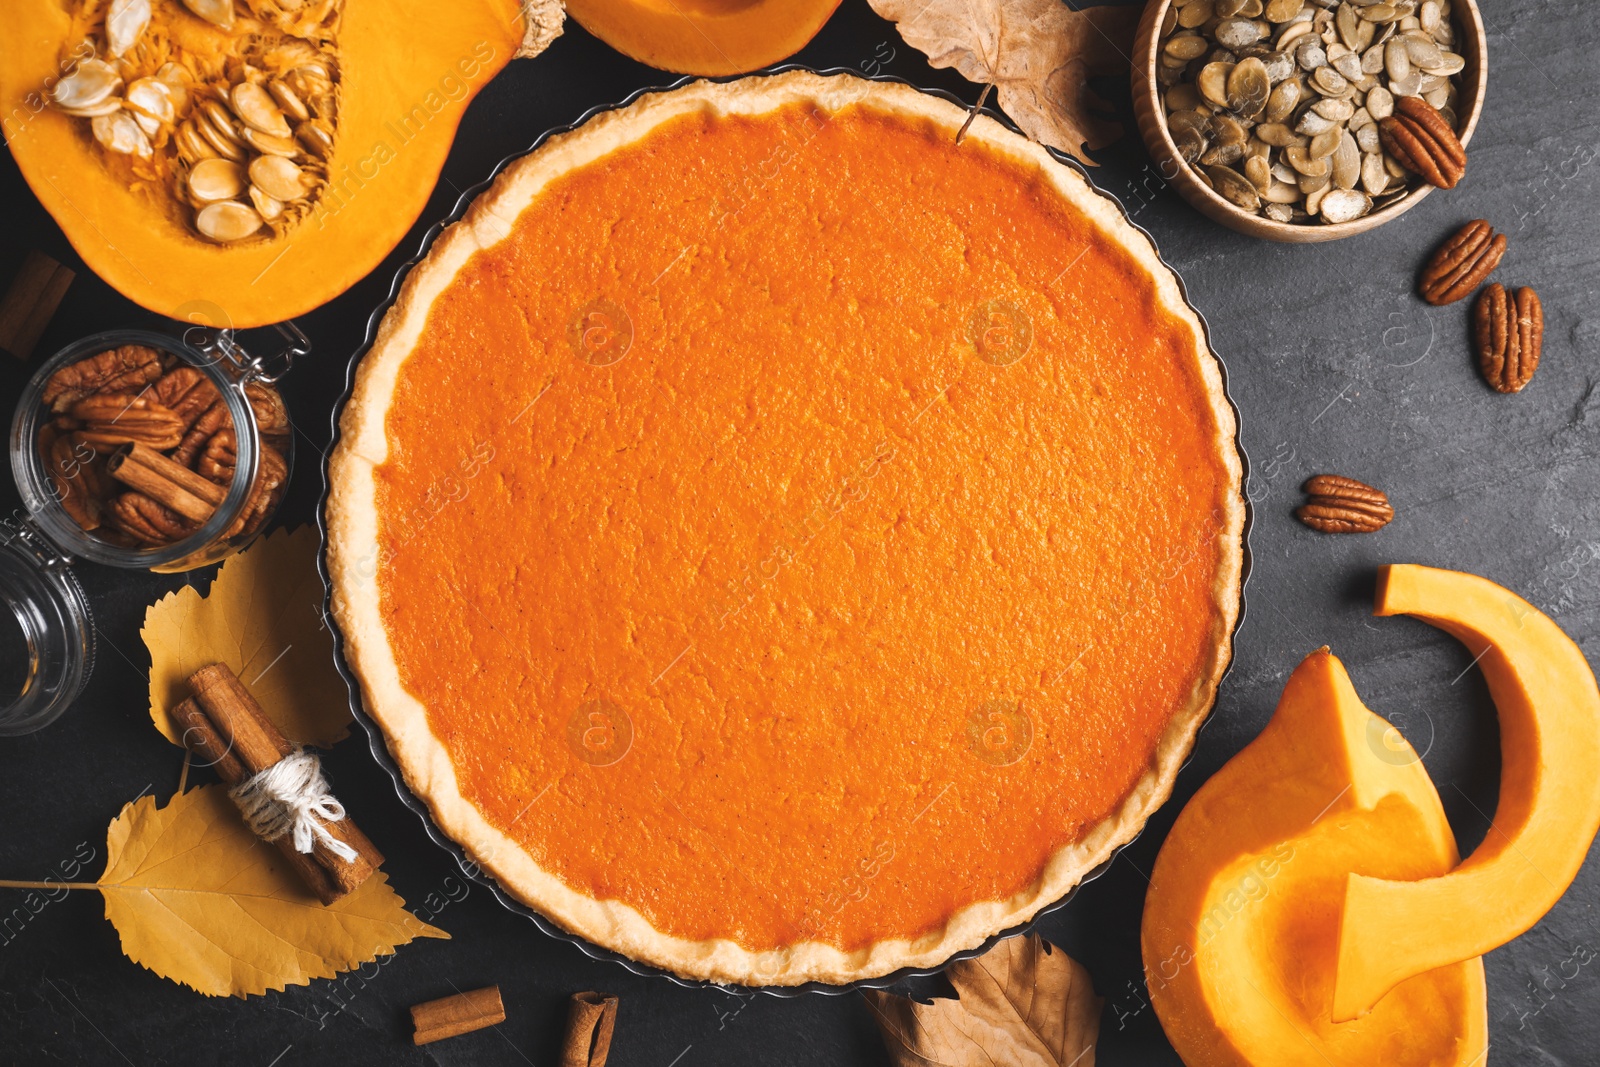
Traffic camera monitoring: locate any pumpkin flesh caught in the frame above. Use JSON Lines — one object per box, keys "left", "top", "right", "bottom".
{"left": 1143, "top": 649, "right": 1487, "bottom": 1067}
{"left": 0, "top": 0, "right": 529, "bottom": 327}
{"left": 1332, "top": 564, "right": 1600, "bottom": 1020}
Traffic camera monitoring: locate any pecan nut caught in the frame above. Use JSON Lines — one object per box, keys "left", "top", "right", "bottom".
{"left": 1473, "top": 284, "right": 1543, "bottom": 394}
{"left": 245, "top": 382, "right": 290, "bottom": 439}
{"left": 106, "top": 492, "right": 195, "bottom": 544}
{"left": 225, "top": 443, "right": 289, "bottom": 540}
{"left": 197, "top": 428, "right": 239, "bottom": 484}
{"left": 172, "top": 402, "right": 232, "bottom": 468}
{"left": 1378, "top": 96, "right": 1466, "bottom": 189}
{"left": 40, "top": 422, "right": 108, "bottom": 531}
{"left": 67, "top": 393, "right": 186, "bottom": 452}
{"left": 1296, "top": 475, "right": 1394, "bottom": 534}
{"left": 1419, "top": 220, "right": 1506, "bottom": 306}
{"left": 151, "top": 367, "right": 223, "bottom": 432}
{"left": 41, "top": 345, "right": 165, "bottom": 413}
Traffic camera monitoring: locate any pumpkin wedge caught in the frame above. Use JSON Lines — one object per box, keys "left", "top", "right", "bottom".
{"left": 0, "top": 0, "right": 561, "bottom": 328}
{"left": 564, "top": 0, "right": 842, "bottom": 75}
{"left": 1143, "top": 648, "right": 1487, "bottom": 1067}
{"left": 1332, "top": 564, "right": 1600, "bottom": 1021}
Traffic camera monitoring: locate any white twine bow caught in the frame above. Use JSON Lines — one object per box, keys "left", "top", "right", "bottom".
{"left": 228, "top": 750, "right": 359, "bottom": 863}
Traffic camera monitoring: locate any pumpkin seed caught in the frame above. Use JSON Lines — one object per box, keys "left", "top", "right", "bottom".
{"left": 1256, "top": 121, "right": 1301, "bottom": 146}
{"left": 1166, "top": 84, "right": 1204, "bottom": 111}
{"left": 1198, "top": 62, "right": 1236, "bottom": 107}
{"left": 1266, "top": 0, "right": 1303, "bottom": 19}
{"left": 267, "top": 79, "right": 312, "bottom": 124}
{"left": 1264, "top": 202, "right": 1295, "bottom": 221}
{"left": 1305, "top": 182, "right": 1330, "bottom": 214}
{"left": 1208, "top": 164, "right": 1262, "bottom": 209}
{"left": 1173, "top": 125, "right": 1208, "bottom": 163}
{"left": 250, "top": 185, "right": 287, "bottom": 222}
{"left": 50, "top": 60, "right": 121, "bottom": 112}
{"left": 195, "top": 201, "right": 264, "bottom": 243}
{"left": 1332, "top": 130, "right": 1361, "bottom": 188}
{"left": 1355, "top": 123, "right": 1381, "bottom": 151}
{"left": 1319, "top": 188, "right": 1372, "bottom": 222}
{"left": 1266, "top": 81, "right": 1301, "bottom": 123}
{"left": 1286, "top": 143, "right": 1330, "bottom": 176}
{"left": 182, "top": 0, "right": 234, "bottom": 30}
{"left": 1277, "top": 20, "right": 1314, "bottom": 49}
{"left": 241, "top": 127, "right": 302, "bottom": 158}
{"left": 1311, "top": 64, "right": 1350, "bottom": 95}
{"left": 1298, "top": 170, "right": 1330, "bottom": 193}
{"left": 188, "top": 158, "right": 247, "bottom": 202}
{"left": 91, "top": 110, "right": 152, "bottom": 159}
{"left": 1296, "top": 109, "right": 1335, "bottom": 135}
{"left": 1312, "top": 96, "right": 1354, "bottom": 121}
{"left": 1422, "top": 51, "right": 1464, "bottom": 75}
{"left": 124, "top": 78, "right": 175, "bottom": 138}
{"left": 1228, "top": 58, "right": 1272, "bottom": 117}
{"left": 249, "top": 155, "right": 308, "bottom": 202}
{"left": 1260, "top": 50, "right": 1296, "bottom": 82}
{"left": 1362, "top": 149, "right": 1390, "bottom": 192}
{"left": 175, "top": 121, "right": 218, "bottom": 164}
{"left": 1384, "top": 37, "right": 1412, "bottom": 80}
{"left": 296, "top": 120, "right": 335, "bottom": 160}
{"left": 1216, "top": 17, "right": 1266, "bottom": 49}
{"left": 231, "top": 82, "right": 292, "bottom": 139}
{"left": 1244, "top": 153, "right": 1273, "bottom": 192}
{"left": 1332, "top": 51, "right": 1365, "bottom": 80}
{"left": 1389, "top": 69, "right": 1422, "bottom": 96}
{"left": 106, "top": 0, "right": 151, "bottom": 58}
{"left": 1263, "top": 181, "right": 1302, "bottom": 203}
{"left": 53, "top": 98, "right": 125, "bottom": 119}
{"left": 1179, "top": 0, "right": 1216, "bottom": 28}
{"left": 196, "top": 114, "right": 246, "bottom": 161}
{"left": 1309, "top": 126, "right": 1343, "bottom": 158}
{"left": 1296, "top": 37, "right": 1328, "bottom": 69}
{"left": 1360, "top": 3, "right": 1397, "bottom": 20}
{"left": 1166, "top": 33, "right": 1212, "bottom": 60}
{"left": 1403, "top": 34, "right": 1443, "bottom": 67}
{"left": 1162, "top": 4, "right": 1179, "bottom": 35}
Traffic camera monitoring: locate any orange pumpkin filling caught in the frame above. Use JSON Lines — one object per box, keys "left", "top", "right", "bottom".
{"left": 373, "top": 103, "right": 1234, "bottom": 951}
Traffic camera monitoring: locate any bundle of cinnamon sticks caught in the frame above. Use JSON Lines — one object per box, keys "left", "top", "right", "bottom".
{"left": 175, "top": 663, "right": 381, "bottom": 904}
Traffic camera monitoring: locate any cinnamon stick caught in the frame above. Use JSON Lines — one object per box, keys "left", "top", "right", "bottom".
{"left": 108, "top": 442, "right": 224, "bottom": 524}
{"left": 171, "top": 696, "right": 344, "bottom": 904}
{"left": 0, "top": 251, "right": 75, "bottom": 361}
{"left": 561, "top": 991, "right": 618, "bottom": 1067}
{"left": 411, "top": 985, "right": 506, "bottom": 1045}
{"left": 186, "top": 664, "right": 383, "bottom": 901}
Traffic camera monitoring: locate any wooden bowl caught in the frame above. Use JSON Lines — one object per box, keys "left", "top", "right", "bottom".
{"left": 1131, "top": 0, "right": 1488, "bottom": 242}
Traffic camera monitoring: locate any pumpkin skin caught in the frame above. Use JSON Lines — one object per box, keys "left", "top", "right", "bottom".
{"left": 564, "top": 0, "right": 842, "bottom": 76}
{"left": 1332, "top": 564, "right": 1600, "bottom": 1021}
{"left": 1142, "top": 648, "right": 1487, "bottom": 1067}
{"left": 0, "top": 0, "right": 546, "bottom": 328}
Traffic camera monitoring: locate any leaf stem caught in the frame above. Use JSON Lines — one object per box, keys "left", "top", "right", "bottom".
{"left": 178, "top": 749, "right": 192, "bottom": 795}
{"left": 957, "top": 83, "right": 994, "bottom": 144}
{"left": 0, "top": 880, "right": 100, "bottom": 891}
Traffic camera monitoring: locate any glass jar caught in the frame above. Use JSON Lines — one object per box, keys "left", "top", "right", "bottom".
{"left": 0, "top": 323, "right": 307, "bottom": 733}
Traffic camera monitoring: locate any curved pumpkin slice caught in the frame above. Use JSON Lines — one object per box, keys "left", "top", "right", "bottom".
{"left": 564, "top": 0, "right": 842, "bottom": 76}
{"left": 1332, "top": 564, "right": 1600, "bottom": 1021}
{"left": 0, "top": 0, "right": 557, "bottom": 329}
{"left": 1144, "top": 649, "right": 1486, "bottom": 1067}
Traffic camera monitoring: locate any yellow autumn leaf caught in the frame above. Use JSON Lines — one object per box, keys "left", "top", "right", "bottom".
{"left": 144, "top": 525, "right": 351, "bottom": 747}
{"left": 99, "top": 786, "right": 447, "bottom": 997}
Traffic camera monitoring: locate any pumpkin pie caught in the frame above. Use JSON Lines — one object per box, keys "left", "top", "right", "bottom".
{"left": 327, "top": 71, "right": 1246, "bottom": 985}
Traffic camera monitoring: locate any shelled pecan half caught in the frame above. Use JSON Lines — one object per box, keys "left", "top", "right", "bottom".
{"left": 1296, "top": 475, "right": 1394, "bottom": 534}
{"left": 1419, "top": 220, "right": 1505, "bottom": 305}
{"left": 1378, "top": 96, "right": 1466, "bottom": 189}
{"left": 1473, "top": 284, "right": 1543, "bottom": 393}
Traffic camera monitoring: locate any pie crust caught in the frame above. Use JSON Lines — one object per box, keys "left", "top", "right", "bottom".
{"left": 327, "top": 70, "right": 1246, "bottom": 985}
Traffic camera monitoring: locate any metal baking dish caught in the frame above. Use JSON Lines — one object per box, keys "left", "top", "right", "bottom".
{"left": 316, "top": 65, "right": 1255, "bottom": 998}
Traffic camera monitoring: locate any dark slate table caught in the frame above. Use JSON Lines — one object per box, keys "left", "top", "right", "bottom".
{"left": 2, "top": 0, "right": 1596, "bottom": 1062}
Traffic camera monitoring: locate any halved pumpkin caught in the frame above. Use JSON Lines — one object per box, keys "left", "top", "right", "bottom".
{"left": 564, "top": 0, "right": 842, "bottom": 75}
{"left": 1143, "top": 648, "right": 1487, "bottom": 1067}
{"left": 0, "top": 0, "right": 560, "bottom": 328}
{"left": 1332, "top": 564, "right": 1600, "bottom": 1020}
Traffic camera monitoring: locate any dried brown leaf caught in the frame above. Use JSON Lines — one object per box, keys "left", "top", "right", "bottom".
{"left": 863, "top": 933, "right": 1102, "bottom": 1066}
{"left": 866, "top": 0, "right": 1138, "bottom": 163}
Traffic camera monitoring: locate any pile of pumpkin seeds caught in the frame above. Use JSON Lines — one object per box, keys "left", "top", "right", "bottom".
{"left": 1156, "top": 0, "right": 1466, "bottom": 224}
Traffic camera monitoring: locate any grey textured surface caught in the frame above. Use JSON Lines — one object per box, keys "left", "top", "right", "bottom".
{"left": 1, "top": 0, "right": 1597, "bottom": 1063}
